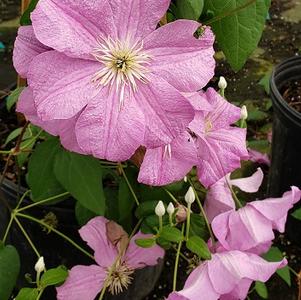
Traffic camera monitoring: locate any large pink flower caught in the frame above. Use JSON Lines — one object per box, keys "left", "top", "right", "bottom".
{"left": 212, "top": 186, "right": 301, "bottom": 254}
{"left": 167, "top": 251, "right": 286, "bottom": 300}
{"left": 138, "top": 88, "right": 248, "bottom": 187}
{"left": 204, "top": 168, "right": 264, "bottom": 222}
{"left": 13, "top": 0, "right": 216, "bottom": 161}
{"left": 56, "top": 217, "right": 164, "bottom": 300}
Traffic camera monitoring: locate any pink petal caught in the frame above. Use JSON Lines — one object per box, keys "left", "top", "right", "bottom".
{"left": 138, "top": 75, "right": 194, "bottom": 148}
{"left": 138, "top": 132, "right": 197, "bottom": 186}
{"left": 167, "top": 293, "right": 189, "bottom": 300}
{"left": 31, "top": 0, "right": 116, "bottom": 59}
{"left": 194, "top": 127, "right": 248, "bottom": 187}
{"left": 13, "top": 26, "right": 49, "bottom": 78}
{"left": 17, "top": 88, "right": 84, "bottom": 154}
{"left": 229, "top": 167, "right": 264, "bottom": 193}
{"left": 199, "top": 88, "right": 242, "bottom": 130}
{"left": 56, "top": 265, "right": 105, "bottom": 300}
{"left": 212, "top": 208, "right": 275, "bottom": 253}
{"left": 125, "top": 232, "right": 164, "bottom": 269}
{"left": 144, "top": 22, "right": 215, "bottom": 92}
{"left": 220, "top": 278, "right": 252, "bottom": 300}
{"left": 204, "top": 177, "right": 235, "bottom": 223}
{"left": 248, "top": 148, "right": 271, "bottom": 166}
{"left": 183, "top": 92, "right": 212, "bottom": 111}
{"left": 79, "top": 217, "right": 118, "bottom": 268}
{"left": 27, "top": 51, "right": 99, "bottom": 120}
{"left": 75, "top": 87, "right": 145, "bottom": 162}
{"left": 249, "top": 186, "right": 301, "bottom": 232}
{"left": 109, "top": 0, "right": 170, "bottom": 40}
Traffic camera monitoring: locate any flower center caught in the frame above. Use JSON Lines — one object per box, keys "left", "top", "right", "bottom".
{"left": 106, "top": 262, "right": 134, "bottom": 295}
{"left": 92, "top": 36, "right": 151, "bottom": 106}
{"left": 205, "top": 117, "right": 213, "bottom": 133}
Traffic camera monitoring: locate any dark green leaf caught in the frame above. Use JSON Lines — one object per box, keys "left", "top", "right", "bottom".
{"left": 206, "top": 0, "right": 271, "bottom": 71}
{"left": 259, "top": 71, "right": 272, "bottom": 94}
{"left": 15, "top": 288, "right": 39, "bottom": 300}
{"left": 27, "top": 139, "right": 65, "bottom": 202}
{"left": 160, "top": 226, "right": 183, "bottom": 242}
{"left": 54, "top": 150, "right": 106, "bottom": 215}
{"left": 6, "top": 87, "right": 25, "bottom": 112}
{"left": 20, "top": 0, "right": 39, "bottom": 25}
{"left": 263, "top": 247, "right": 291, "bottom": 286}
{"left": 135, "top": 237, "right": 156, "bottom": 248}
{"left": 0, "top": 244, "right": 20, "bottom": 300}
{"left": 186, "top": 235, "right": 211, "bottom": 260}
{"left": 17, "top": 137, "right": 37, "bottom": 167}
{"left": 174, "top": 0, "right": 204, "bottom": 20}
{"left": 190, "top": 213, "right": 209, "bottom": 240}
{"left": 4, "top": 128, "right": 23, "bottom": 146}
{"left": 156, "top": 237, "right": 172, "bottom": 249}
{"left": 135, "top": 201, "right": 159, "bottom": 219}
{"left": 41, "top": 266, "right": 68, "bottom": 287}
{"left": 75, "top": 202, "right": 97, "bottom": 226}
{"left": 292, "top": 207, "right": 301, "bottom": 221}
{"left": 255, "top": 281, "right": 268, "bottom": 299}
{"left": 248, "top": 110, "right": 268, "bottom": 121}
{"left": 138, "top": 185, "right": 166, "bottom": 202}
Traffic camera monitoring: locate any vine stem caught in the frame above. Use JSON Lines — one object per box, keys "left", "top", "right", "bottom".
{"left": 17, "top": 191, "right": 70, "bottom": 212}
{"left": 187, "top": 178, "right": 215, "bottom": 245}
{"left": 226, "top": 180, "right": 243, "bottom": 208}
{"left": 173, "top": 224, "right": 185, "bottom": 292}
{"left": 164, "top": 188, "right": 180, "bottom": 205}
{"left": 205, "top": 0, "right": 257, "bottom": 25}
{"left": 118, "top": 163, "right": 139, "bottom": 206}
{"left": 16, "top": 213, "right": 94, "bottom": 260}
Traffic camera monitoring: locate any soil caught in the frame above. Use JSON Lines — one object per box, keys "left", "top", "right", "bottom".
{"left": 281, "top": 80, "right": 301, "bottom": 113}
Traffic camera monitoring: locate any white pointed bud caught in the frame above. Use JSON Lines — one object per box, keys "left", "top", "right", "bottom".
{"left": 167, "top": 202, "right": 175, "bottom": 215}
{"left": 185, "top": 186, "right": 195, "bottom": 204}
{"left": 241, "top": 105, "right": 248, "bottom": 120}
{"left": 35, "top": 257, "right": 45, "bottom": 273}
{"left": 184, "top": 176, "right": 187, "bottom": 183}
{"left": 218, "top": 76, "right": 227, "bottom": 90}
{"left": 155, "top": 201, "right": 165, "bottom": 217}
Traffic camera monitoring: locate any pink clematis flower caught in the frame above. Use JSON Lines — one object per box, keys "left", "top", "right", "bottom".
{"left": 167, "top": 251, "right": 286, "bottom": 300}
{"left": 13, "top": 0, "right": 216, "bottom": 162}
{"left": 56, "top": 216, "right": 164, "bottom": 300}
{"left": 138, "top": 88, "right": 248, "bottom": 187}
{"left": 212, "top": 186, "right": 301, "bottom": 255}
{"left": 248, "top": 148, "right": 271, "bottom": 166}
{"left": 204, "top": 167, "right": 264, "bottom": 222}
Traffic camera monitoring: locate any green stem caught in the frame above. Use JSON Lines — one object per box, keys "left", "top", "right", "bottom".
{"left": 17, "top": 192, "right": 70, "bottom": 212}
{"left": 13, "top": 215, "right": 40, "bottom": 258}
{"left": 173, "top": 225, "right": 185, "bottom": 291}
{"left": 36, "top": 288, "right": 44, "bottom": 300}
{"left": 288, "top": 266, "right": 299, "bottom": 277}
{"left": 0, "top": 150, "right": 11, "bottom": 154}
{"left": 171, "top": 245, "right": 190, "bottom": 263}
{"left": 164, "top": 188, "right": 180, "bottom": 205}
{"left": 220, "top": 89, "right": 225, "bottom": 98}
{"left": 15, "top": 190, "right": 31, "bottom": 210}
{"left": 185, "top": 203, "right": 191, "bottom": 240}
{"left": 2, "top": 215, "right": 13, "bottom": 243}
{"left": 17, "top": 213, "right": 94, "bottom": 260}
{"left": 227, "top": 181, "right": 243, "bottom": 208}
{"left": 158, "top": 215, "right": 163, "bottom": 232}
{"left": 205, "top": 0, "right": 257, "bottom": 25}
{"left": 118, "top": 164, "right": 139, "bottom": 206}
{"left": 188, "top": 179, "right": 215, "bottom": 244}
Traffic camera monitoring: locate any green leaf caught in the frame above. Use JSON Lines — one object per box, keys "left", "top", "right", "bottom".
{"left": 174, "top": 0, "right": 204, "bottom": 20}
{"left": 135, "top": 201, "right": 159, "bottom": 219}
{"left": 6, "top": 87, "right": 25, "bottom": 112}
{"left": 255, "top": 281, "right": 268, "bottom": 299}
{"left": 292, "top": 207, "right": 301, "bottom": 220}
{"left": 41, "top": 266, "right": 68, "bottom": 287}
{"left": 247, "top": 110, "right": 268, "bottom": 122}
{"left": 15, "top": 288, "right": 39, "bottom": 300}
{"left": 27, "top": 139, "right": 66, "bottom": 202}
{"left": 20, "top": 0, "right": 39, "bottom": 25}
{"left": 160, "top": 226, "right": 183, "bottom": 243}
{"left": 54, "top": 150, "right": 106, "bottom": 215}
{"left": 259, "top": 71, "right": 272, "bottom": 94}
{"left": 75, "top": 202, "right": 97, "bottom": 226}
{"left": 135, "top": 237, "right": 156, "bottom": 248}
{"left": 189, "top": 213, "right": 209, "bottom": 240}
{"left": 0, "top": 244, "right": 20, "bottom": 300}
{"left": 17, "top": 137, "right": 37, "bottom": 167}
{"left": 4, "top": 128, "right": 23, "bottom": 146}
{"left": 263, "top": 246, "right": 291, "bottom": 286}
{"left": 186, "top": 236, "right": 211, "bottom": 260}
{"left": 156, "top": 237, "right": 172, "bottom": 249}
{"left": 206, "top": 0, "right": 271, "bottom": 71}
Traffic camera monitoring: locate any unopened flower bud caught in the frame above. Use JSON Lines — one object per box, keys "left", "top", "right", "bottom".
{"left": 35, "top": 257, "right": 45, "bottom": 273}
{"left": 185, "top": 186, "right": 195, "bottom": 204}
{"left": 167, "top": 202, "right": 175, "bottom": 215}
{"left": 241, "top": 105, "right": 248, "bottom": 120}
{"left": 218, "top": 76, "right": 227, "bottom": 90}
{"left": 176, "top": 205, "right": 187, "bottom": 223}
{"left": 155, "top": 200, "right": 165, "bottom": 217}
{"left": 184, "top": 176, "right": 187, "bottom": 183}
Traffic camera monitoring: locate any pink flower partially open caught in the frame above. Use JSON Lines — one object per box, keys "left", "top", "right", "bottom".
{"left": 167, "top": 251, "right": 287, "bottom": 300}
{"left": 204, "top": 168, "right": 264, "bottom": 222}
{"left": 138, "top": 88, "right": 248, "bottom": 187}
{"left": 56, "top": 217, "right": 164, "bottom": 300}
{"left": 14, "top": 0, "right": 216, "bottom": 162}
{"left": 212, "top": 186, "right": 301, "bottom": 254}
{"left": 248, "top": 148, "right": 271, "bottom": 166}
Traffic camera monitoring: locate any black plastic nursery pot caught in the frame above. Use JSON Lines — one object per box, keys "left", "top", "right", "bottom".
{"left": 268, "top": 55, "right": 301, "bottom": 244}
{"left": 0, "top": 179, "right": 163, "bottom": 300}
